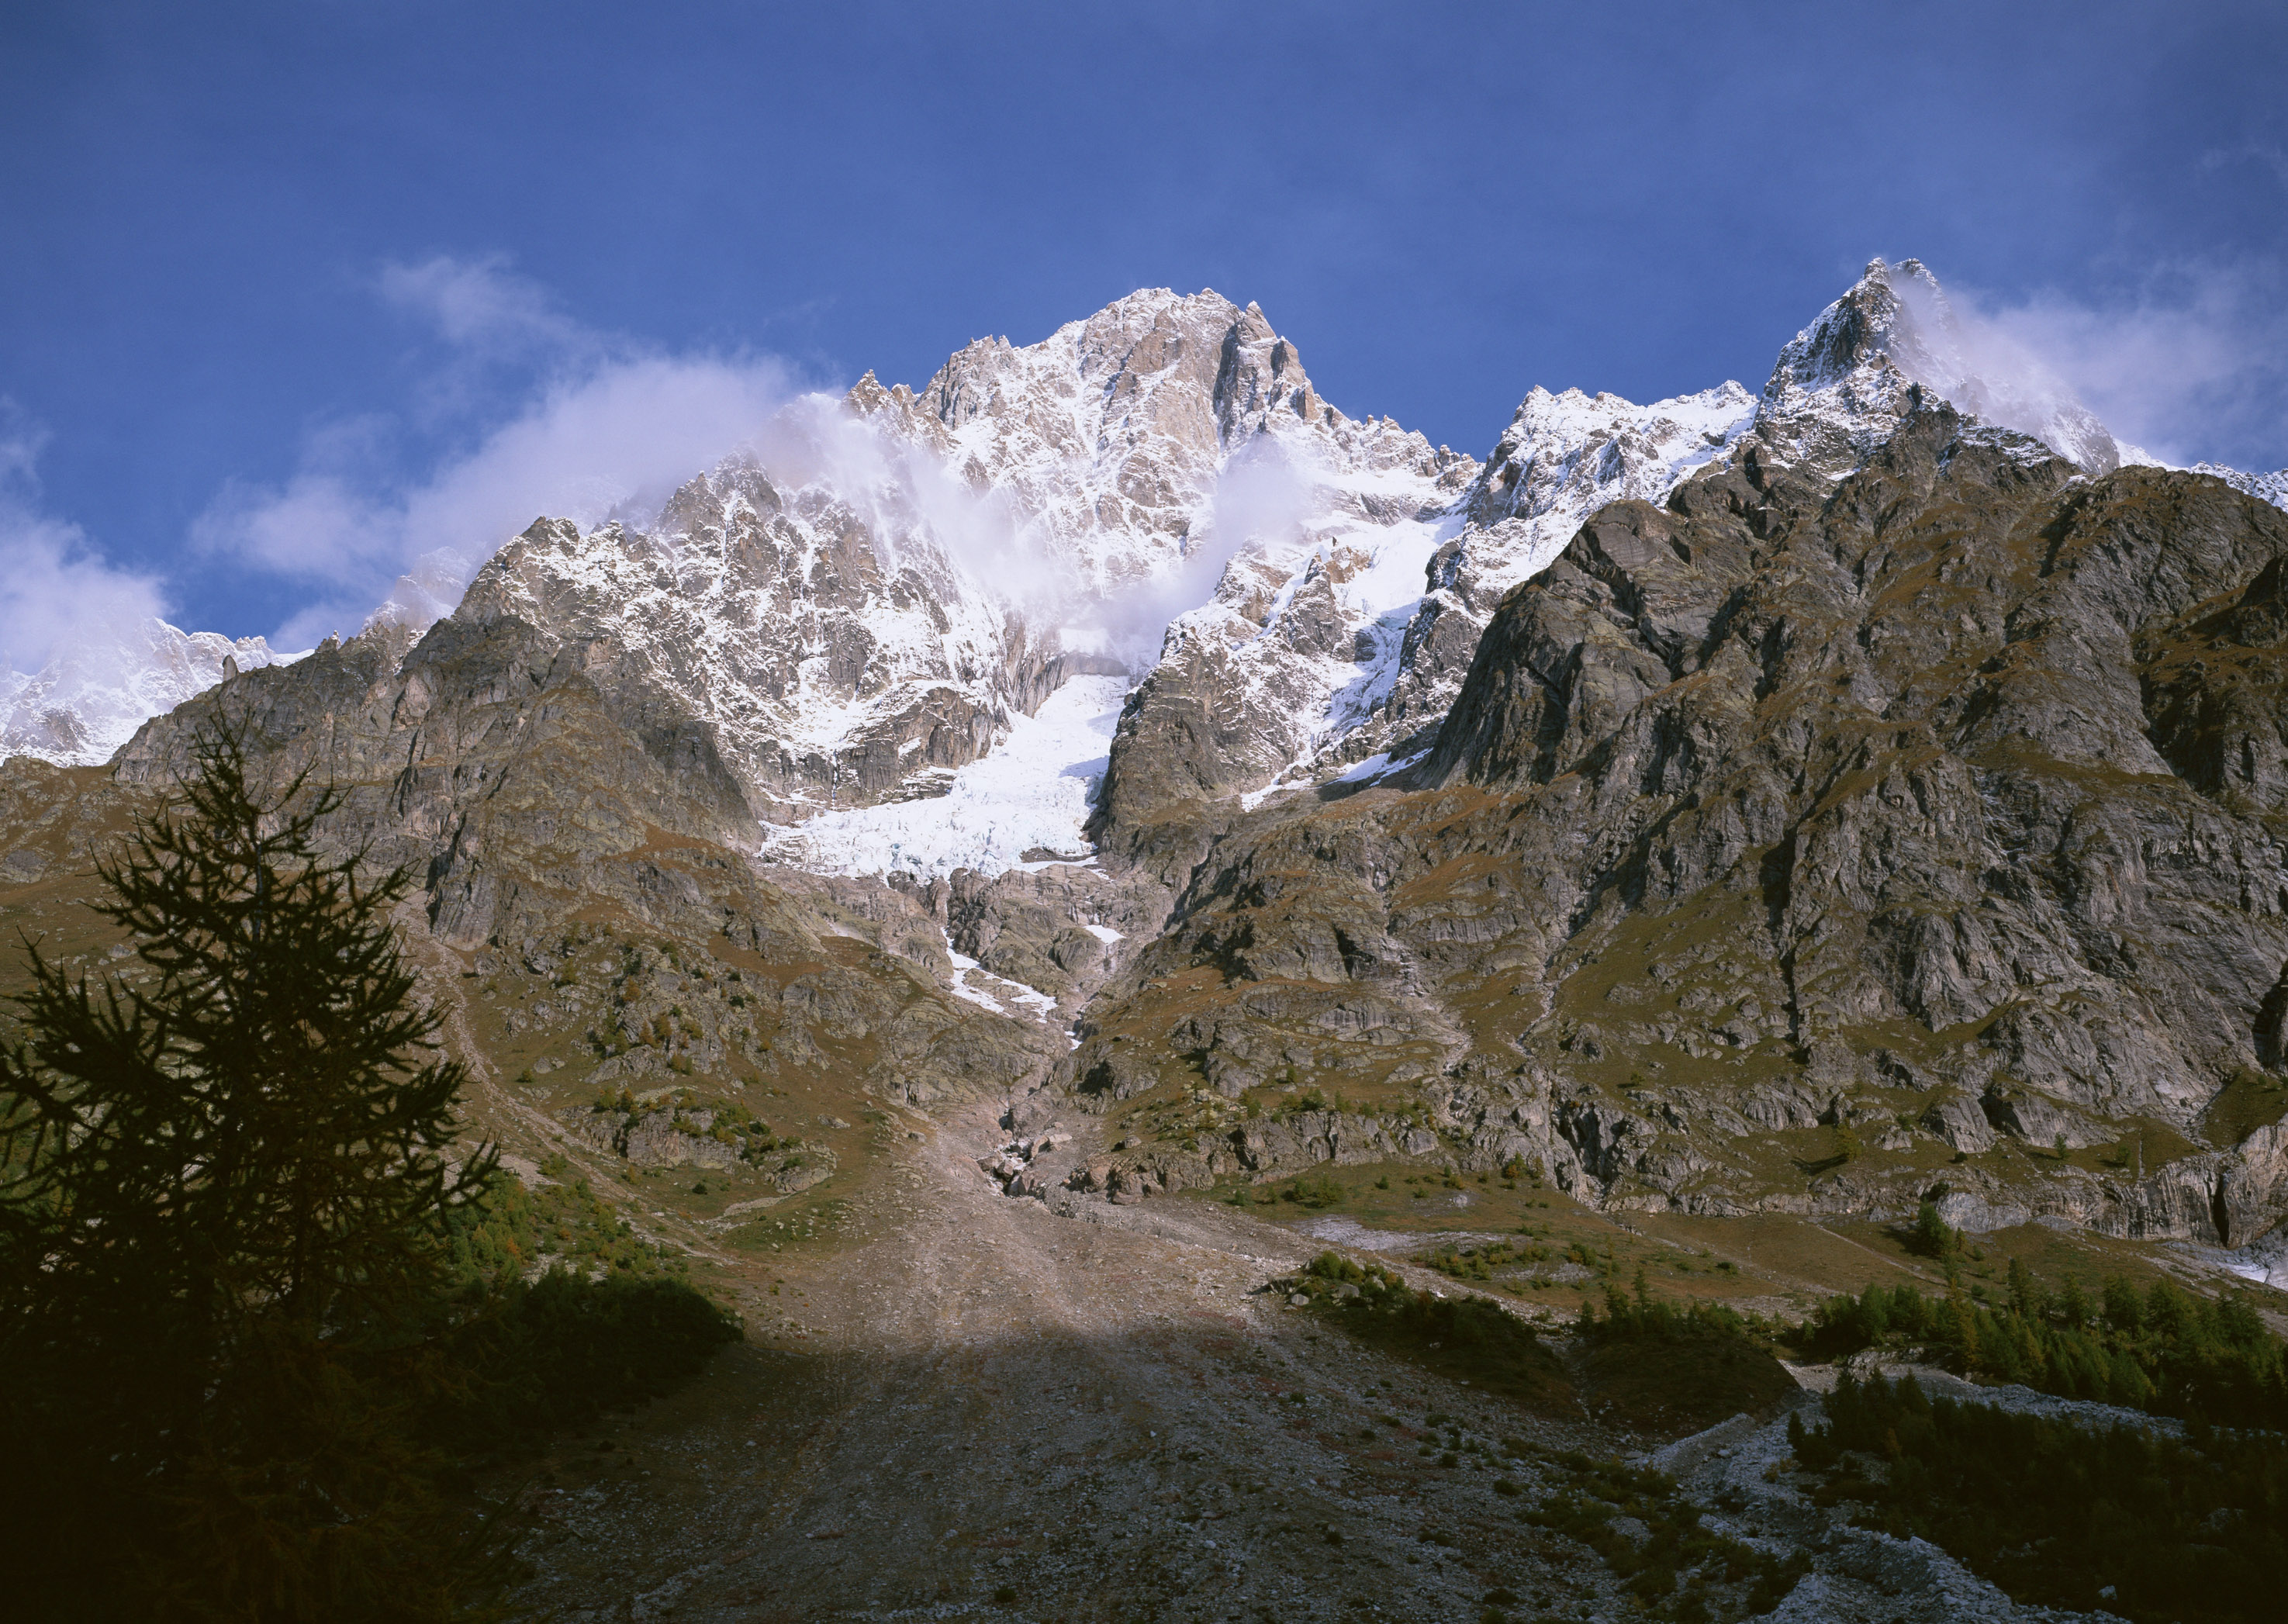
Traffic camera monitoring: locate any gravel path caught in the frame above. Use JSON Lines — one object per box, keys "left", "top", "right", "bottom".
{"left": 509, "top": 1104, "right": 2134, "bottom": 1623}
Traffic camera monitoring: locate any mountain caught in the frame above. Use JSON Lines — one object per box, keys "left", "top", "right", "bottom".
{"left": 1071, "top": 403, "right": 2288, "bottom": 1240}
{"left": 12, "top": 258, "right": 2288, "bottom": 1623}
{"left": 63, "top": 259, "right": 2280, "bottom": 1239}
{"left": 1089, "top": 257, "right": 2162, "bottom": 847}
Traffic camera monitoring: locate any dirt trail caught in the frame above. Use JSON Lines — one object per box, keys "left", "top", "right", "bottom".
{"left": 512, "top": 1103, "right": 1622, "bottom": 1622}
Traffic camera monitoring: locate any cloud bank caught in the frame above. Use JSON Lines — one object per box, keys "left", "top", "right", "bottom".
{"left": 0, "top": 406, "right": 169, "bottom": 676}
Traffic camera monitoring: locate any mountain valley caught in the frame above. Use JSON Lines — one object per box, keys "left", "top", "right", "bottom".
{"left": 6, "top": 259, "right": 2288, "bottom": 1622}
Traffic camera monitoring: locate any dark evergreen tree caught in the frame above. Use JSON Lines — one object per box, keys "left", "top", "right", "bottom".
{"left": 0, "top": 731, "right": 502, "bottom": 1621}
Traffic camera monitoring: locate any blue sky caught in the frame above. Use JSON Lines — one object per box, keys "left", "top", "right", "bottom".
{"left": 3, "top": 0, "right": 2286, "bottom": 660}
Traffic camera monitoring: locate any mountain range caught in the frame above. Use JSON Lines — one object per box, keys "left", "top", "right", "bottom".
{"left": 6, "top": 257, "right": 2286, "bottom": 1254}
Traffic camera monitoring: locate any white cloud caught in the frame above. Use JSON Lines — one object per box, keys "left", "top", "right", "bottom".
{"left": 1950, "top": 261, "right": 2288, "bottom": 470}
{"left": 1074, "top": 437, "right": 1316, "bottom": 669}
{"left": 741, "top": 395, "right": 1076, "bottom": 620}
{"left": 377, "top": 254, "right": 589, "bottom": 356}
{"left": 0, "top": 405, "right": 169, "bottom": 676}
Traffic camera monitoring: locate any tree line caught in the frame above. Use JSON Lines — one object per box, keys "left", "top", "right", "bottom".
{"left": 1797, "top": 1202, "right": 2288, "bottom": 1431}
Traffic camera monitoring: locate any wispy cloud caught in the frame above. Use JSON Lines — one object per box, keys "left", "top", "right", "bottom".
{"left": 195, "top": 254, "right": 803, "bottom": 647}
{"left": 1950, "top": 260, "right": 2288, "bottom": 470}
{"left": 377, "top": 254, "right": 589, "bottom": 356}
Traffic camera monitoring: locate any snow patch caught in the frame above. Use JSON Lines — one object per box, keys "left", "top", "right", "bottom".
{"left": 942, "top": 932, "right": 1061, "bottom": 1025}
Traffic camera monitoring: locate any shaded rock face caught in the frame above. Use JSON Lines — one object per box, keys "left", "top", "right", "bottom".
{"left": 114, "top": 614, "right": 761, "bottom": 947}
{"left": 1072, "top": 409, "right": 2288, "bottom": 1241}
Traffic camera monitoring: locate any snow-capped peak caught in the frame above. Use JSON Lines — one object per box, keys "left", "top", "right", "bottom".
{"left": 2189, "top": 462, "right": 2288, "bottom": 513}
{"left": 1756, "top": 257, "right": 2120, "bottom": 475}
{"left": 848, "top": 288, "right": 1470, "bottom": 624}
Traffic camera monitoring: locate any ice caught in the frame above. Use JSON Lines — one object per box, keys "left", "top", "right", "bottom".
{"left": 765, "top": 674, "right": 1128, "bottom": 880}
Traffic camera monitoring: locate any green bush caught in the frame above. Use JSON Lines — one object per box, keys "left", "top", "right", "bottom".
{"left": 1791, "top": 1273, "right": 2288, "bottom": 1430}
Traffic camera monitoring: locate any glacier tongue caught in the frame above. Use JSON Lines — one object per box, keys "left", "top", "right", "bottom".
{"left": 761, "top": 672, "right": 1126, "bottom": 879}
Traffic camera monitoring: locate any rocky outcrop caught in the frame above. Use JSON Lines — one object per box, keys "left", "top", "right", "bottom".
{"left": 1071, "top": 405, "right": 2288, "bottom": 1241}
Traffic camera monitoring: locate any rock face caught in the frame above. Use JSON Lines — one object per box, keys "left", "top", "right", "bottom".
{"left": 1066, "top": 406, "right": 2288, "bottom": 1245}
{"left": 870, "top": 289, "right": 1487, "bottom": 832}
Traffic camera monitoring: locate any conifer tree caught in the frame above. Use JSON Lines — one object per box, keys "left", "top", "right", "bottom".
{"left": 0, "top": 730, "right": 501, "bottom": 1621}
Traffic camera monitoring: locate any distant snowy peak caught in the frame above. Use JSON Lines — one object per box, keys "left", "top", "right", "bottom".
{"left": 848, "top": 287, "right": 1472, "bottom": 601}
{"left": 2190, "top": 462, "right": 2288, "bottom": 513}
{"left": 1453, "top": 381, "right": 1757, "bottom": 593}
{"left": 1757, "top": 257, "right": 2119, "bottom": 476}
{"left": 2, "top": 618, "right": 293, "bottom": 767}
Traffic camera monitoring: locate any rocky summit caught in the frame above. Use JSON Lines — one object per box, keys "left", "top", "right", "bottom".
{"left": 8, "top": 259, "right": 2288, "bottom": 1622}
